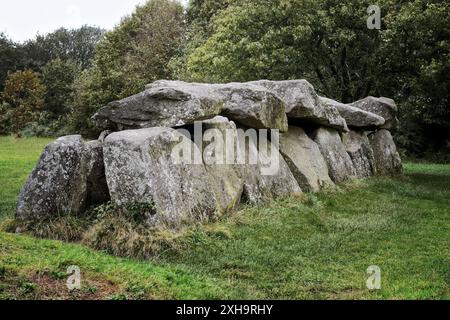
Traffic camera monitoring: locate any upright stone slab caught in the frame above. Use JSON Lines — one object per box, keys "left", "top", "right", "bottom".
{"left": 280, "top": 126, "right": 334, "bottom": 192}
{"left": 237, "top": 135, "right": 302, "bottom": 203}
{"left": 249, "top": 80, "right": 348, "bottom": 132}
{"left": 351, "top": 96, "right": 399, "bottom": 130}
{"left": 254, "top": 141, "right": 303, "bottom": 200}
{"left": 312, "top": 127, "right": 356, "bottom": 183}
{"left": 16, "top": 136, "right": 107, "bottom": 220}
{"left": 103, "top": 127, "right": 221, "bottom": 228}
{"left": 368, "top": 129, "right": 402, "bottom": 175}
{"left": 342, "top": 131, "right": 377, "bottom": 178}
{"left": 201, "top": 118, "right": 301, "bottom": 204}
{"left": 201, "top": 116, "right": 244, "bottom": 212}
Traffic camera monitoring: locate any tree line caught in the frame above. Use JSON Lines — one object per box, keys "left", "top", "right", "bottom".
{"left": 0, "top": 0, "right": 448, "bottom": 160}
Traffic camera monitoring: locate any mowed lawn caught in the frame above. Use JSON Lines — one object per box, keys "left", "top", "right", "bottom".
{"left": 0, "top": 136, "right": 449, "bottom": 299}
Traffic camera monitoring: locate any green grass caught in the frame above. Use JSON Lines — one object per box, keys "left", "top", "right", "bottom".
{"left": 0, "top": 136, "right": 53, "bottom": 221}
{"left": 0, "top": 136, "right": 449, "bottom": 299}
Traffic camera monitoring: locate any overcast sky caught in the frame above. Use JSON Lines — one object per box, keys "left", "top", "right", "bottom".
{"left": 0, "top": 0, "right": 187, "bottom": 43}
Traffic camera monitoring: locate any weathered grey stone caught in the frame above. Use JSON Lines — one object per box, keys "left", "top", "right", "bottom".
{"left": 342, "top": 131, "right": 377, "bottom": 178}
{"left": 93, "top": 80, "right": 288, "bottom": 132}
{"left": 17, "top": 136, "right": 89, "bottom": 220}
{"left": 368, "top": 129, "right": 402, "bottom": 175}
{"left": 238, "top": 136, "right": 302, "bottom": 203}
{"left": 103, "top": 127, "right": 222, "bottom": 228}
{"left": 255, "top": 142, "right": 303, "bottom": 200}
{"left": 350, "top": 96, "right": 399, "bottom": 130}
{"left": 280, "top": 126, "right": 334, "bottom": 192}
{"left": 92, "top": 82, "right": 222, "bottom": 131}
{"left": 216, "top": 83, "right": 288, "bottom": 132}
{"left": 321, "top": 97, "right": 385, "bottom": 128}
{"left": 249, "top": 80, "right": 348, "bottom": 132}
{"left": 98, "top": 130, "right": 112, "bottom": 142}
{"left": 312, "top": 127, "right": 356, "bottom": 183}
{"left": 201, "top": 116, "right": 244, "bottom": 212}
{"left": 201, "top": 117, "right": 301, "bottom": 205}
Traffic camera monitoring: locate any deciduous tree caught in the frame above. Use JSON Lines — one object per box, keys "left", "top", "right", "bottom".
{"left": 1, "top": 70, "right": 46, "bottom": 136}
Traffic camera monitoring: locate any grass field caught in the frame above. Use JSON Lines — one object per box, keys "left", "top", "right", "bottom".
{"left": 0, "top": 136, "right": 449, "bottom": 300}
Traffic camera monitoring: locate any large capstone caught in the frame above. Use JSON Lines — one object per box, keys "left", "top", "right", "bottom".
{"left": 250, "top": 80, "right": 348, "bottom": 132}
{"left": 16, "top": 136, "right": 109, "bottom": 220}
{"left": 368, "top": 129, "right": 402, "bottom": 175}
{"left": 350, "top": 96, "right": 399, "bottom": 130}
{"left": 103, "top": 127, "right": 224, "bottom": 228}
{"left": 312, "top": 127, "right": 356, "bottom": 183}
{"left": 92, "top": 82, "right": 222, "bottom": 131}
{"left": 93, "top": 80, "right": 288, "bottom": 132}
{"left": 342, "top": 131, "right": 377, "bottom": 178}
{"left": 215, "top": 83, "right": 288, "bottom": 132}
{"left": 280, "top": 126, "right": 334, "bottom": 192}
{"left": 321, "top": 97, "right": 385, "bottom": 129}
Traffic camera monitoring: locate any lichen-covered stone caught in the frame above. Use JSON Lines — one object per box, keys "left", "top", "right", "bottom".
{"left": 321, "top": 97, "right": 385, "bottom": 129}
{"left": 216, "top": 83, "right": 288, "bottom": 132}
{"left": 250, "top": 80, "right": 348, "bottom": 132}
{"left": 238, "top": 136, "right": 302, "bottom": 203}
{"left": 369, "top": 129, "right": 402, "bottom": 175}
{"left": 280, "top": 126, "right": 334, "bottom": 192}
{"left": 350, "top": 96, "right": 399, "bottom": 130}
{"left": 201, "top": 116, "right": 244, "bottom": 212}
{"left": 93, "top": 80, "right": 288, "bottom": 132}
{"left": 342, "top": 131, "right": 377, "bottom": 178}
{"left": 16, "top": 136, "right": 99, "bottom": 220}
{"left": 201, "top": 117, "right": 301, "bottom": 205}
{"left": 312, "top": 127, "right": 356, "bottom": 183}
{"left": 103, "top": 127, "right": 221, "bottom": 228}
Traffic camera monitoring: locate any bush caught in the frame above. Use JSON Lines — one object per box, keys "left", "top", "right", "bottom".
{"left": 0, "top": 102, "right": 12, "bottom": 134}
{"left": 20, "top": 111, "right": 68, "bottom": 137}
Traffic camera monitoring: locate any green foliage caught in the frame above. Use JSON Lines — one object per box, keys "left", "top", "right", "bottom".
{"left": 186, "top": 0, "right": 384, "bottom": 99}
{"left": 69, "top": 0, "right": 186, "bottom": 136}
{"left": 169, "top": 0, "right": 231, "bottom": 79}
{"left": 0, "top": 102, "right": 12, "bottom": 134}
{"left": 0, "top": 27, "right": 103, "bottom": 137}
{"left": 0, "top": 70, "right": 46, "bottom": 135}
{"left": 20, "top": 111, "right": 68, "bottom": 138}
{"left": 41, "top": 58, "right": 81, "bottom": 117}
{"left": 181, "top": 0, "right": 450, "bottom": 157}
{"left": 91, "top": 201, "right": 156, "bottom": 224}
{"left": 0, "top": 33, "right": 21, "bottom": 92}
{"left": 380, "top": 1, "right": 450, "bottom": 156}
{"left": 19, "top": 26, "right": 104, "bottom": 71}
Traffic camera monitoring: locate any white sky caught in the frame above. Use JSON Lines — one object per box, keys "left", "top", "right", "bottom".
{"left": 0, "top": 0, "right": 187, "bottom": 43}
